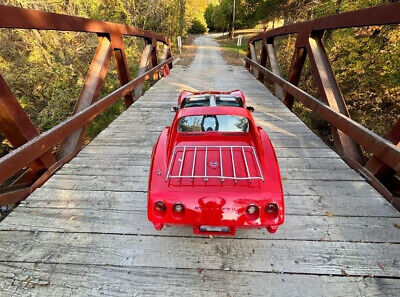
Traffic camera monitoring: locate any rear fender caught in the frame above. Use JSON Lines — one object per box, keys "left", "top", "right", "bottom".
{"left": 258, "top": 127, "right": 285, "bottom": 214}
{"left": 148, "top": 127, "right": 169, "bottom": 192}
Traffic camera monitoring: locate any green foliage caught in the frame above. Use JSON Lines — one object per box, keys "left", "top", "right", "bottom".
{"left": 209, "top": 0, "right": 234, "bottom": 32}
{"left": 204, "top": 3, "right": 217, "bottom": 31}
{"left": 189, "top": 19, "right": 207, "bottom": 34}
{"left": 205, "top": 0, "right": 283, "bottom": 32}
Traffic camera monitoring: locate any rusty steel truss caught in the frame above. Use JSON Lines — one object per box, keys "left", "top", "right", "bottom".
{"left": 246, "top": 3, "right": 400, "bottom": 210}
{"left": 0, "top": 5, "right": 173, "bottom": 206}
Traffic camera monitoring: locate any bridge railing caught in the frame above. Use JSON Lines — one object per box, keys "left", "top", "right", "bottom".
{"left": 245, "top": 3, "right": 400, "bottom": 210}
{"left": 0, "top": 5, "right": 173, "bottom": 206}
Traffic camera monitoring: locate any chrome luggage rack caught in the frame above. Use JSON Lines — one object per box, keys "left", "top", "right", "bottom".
{"left": 166, "top": 145, "right": 264, "bottom": 182}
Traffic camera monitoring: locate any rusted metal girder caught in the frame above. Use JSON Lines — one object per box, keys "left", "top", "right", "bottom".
{"left": 283, "top": 47, "right": 307, "bottom": 109}
{"left": 266, "top": 39, "right": 284, "bottom": 100}
{"left": 0, "top": 4, "right": 168, "bottom": 44}
{"left": 0, "top": 57, "right": 173, "bottom": 193}
{"left": 0, "top": 5, "right": 173, "bottom": 206}
{"left": 246, "top": 57, "right": 400, "bottom": 209}
{"left": 245, "top": 58, "right": 400, "bottom": 175}
{"left": 249, "top": 43, "right": 259, "bottom": 77}
{"left": 306, "top": 33, "right": 364, "bottom": 164}
{"left": 258, "top": 40, "right": 268, "bottom": 82}
{"left": 365, "top": 118, "right": 400, "bottom": 179}
{"left": 150, "top": 39, "right": 159, "bottom": 81}
{"left": 249, "top": 2, "right": 400, "bottom": 43}
{"left": 0, "top": 75, "right": 57, "bottom": 186}
{"left": 134, "top": 40, "right": 154, "bottom": 99}
{"left": 159, "top": 44, "right": 171, "bottom": 76}
{"left": 245, "top": 2, "right": 400, "bottom": 209}
{"left": 58, "top": 36, "right": 113, "bottom": 159}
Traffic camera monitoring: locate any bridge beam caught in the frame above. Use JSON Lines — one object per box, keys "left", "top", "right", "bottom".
{"left": 159, "top": 42, "right": 173, "bottom": 76}
{"left": 134, "top": 41, "right": 153, "bottom": 99}
{"left": 0, "top": 75, "right": 56, "bottom": 187}
{"left": 58, "top": 36, "right": 113, "bottom": 159}
{"left": 249, "top": 43, "right": 259, "bottom": 78}
{"left": 283, "top": 47, "right": 306, "bottom": 109}
{"left": 306, "top": 32, "right": 365, "bottom": 164}
{"left": 266, "top": 39, "right": 284, "bottom": 100}
{"left": 257, "top": 39, "right": 267, "bottom": 82}
{"left": 365, "top": 118, "right": 400, "bottom": 181}
{"left": 150, "top": 38, "right": 159, "bottom": 81}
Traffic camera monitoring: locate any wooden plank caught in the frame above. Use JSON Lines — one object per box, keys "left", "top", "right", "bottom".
{"left": 2, "top": 207, "right": 399, "bottom": 243}
{"left": 75, "top": 146, "right": 340, "bottom": 158}
{"left": 67, "top": 155, "right": 348, "bottom": 170}
{"left": 85, "top": 137, "right": 330, "bottom": 149}
{"left": 1, "top": 262, "right": 398, "bottom": 297}
{"left": 39, "top": 175, "right": 382, "bottom": 197}
{"left": 21, "top": 189, "right": 399, "bottom": 217}
{"left": 0, "top": 231, "right": 399, "bottom": 277}
{"left": 57, "top": 164, "right": 363, "bottom": 181}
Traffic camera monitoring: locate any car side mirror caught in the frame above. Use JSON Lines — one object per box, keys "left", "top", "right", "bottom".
{"left": 170, "top": 106, "right": 179, "bottom": 112}
{"left": 247, "top": 106, "right": 255, "bottom": 112}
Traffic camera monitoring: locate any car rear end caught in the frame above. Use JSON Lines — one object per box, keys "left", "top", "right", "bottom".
{"left": 148, "top": 141, "right": 284, "bottom": 235}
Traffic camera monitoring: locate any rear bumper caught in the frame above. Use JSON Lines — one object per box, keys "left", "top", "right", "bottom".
{"left": 148, "top": 200, "right": 284, "bottom": 236}
{"left": 148, "top": 189, "right": 284, "bottom": 236}
{"left": 152, "top": 222, "right": 280, "bottom": 236}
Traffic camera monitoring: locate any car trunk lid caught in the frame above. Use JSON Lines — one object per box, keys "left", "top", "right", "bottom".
{"left": 166, "top": 145, "right": 264, "bottom": 187}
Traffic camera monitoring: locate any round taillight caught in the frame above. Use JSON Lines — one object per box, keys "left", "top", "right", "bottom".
{"left": 173, "top": 202, "right": 184, "bottom": 213}
{"left": 265, "top": 203, "right": 278, "bottom": 213}
{"left": 154, "top": 201, "right": 166, "bottom": 212}
{"left": 246, "top": 204, "right": 259, "bottom": 215}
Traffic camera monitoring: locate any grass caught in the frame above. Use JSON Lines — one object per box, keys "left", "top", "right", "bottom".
{"left": 216, "top": 29, "right": 265, "bottom": 65}
{"left": 216, "top": 35, "right": 249, "bottom": 66}
{"left": 175, "top": 34, "right": 199, "bottom": 67}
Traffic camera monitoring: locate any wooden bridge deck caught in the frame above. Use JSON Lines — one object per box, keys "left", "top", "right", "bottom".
{"left": 1, "top": 35, "right": 399, "bottom": 296}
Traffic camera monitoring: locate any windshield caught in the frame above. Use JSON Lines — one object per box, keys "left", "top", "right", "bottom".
{"left": 181, "top": 94, "right": 243, "bottom": 108}
{"left": 178, "top": 115, "right": 249, "bottom": 132}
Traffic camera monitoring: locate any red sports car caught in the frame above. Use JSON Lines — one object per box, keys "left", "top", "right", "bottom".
{"left": 147, "top": 90, "right": 284, "bottom": 236}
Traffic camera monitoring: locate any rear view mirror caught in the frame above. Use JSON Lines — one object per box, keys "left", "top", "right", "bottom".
{"left": 247, "top": 106, "right": 255, "bottom": 112}
{"left": 171, "top": 106, "right": 179, "bottom": 112}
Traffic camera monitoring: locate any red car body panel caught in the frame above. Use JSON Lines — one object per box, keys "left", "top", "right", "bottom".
{"left": 147, "top": 90, "right": 285, "bottom": 236}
